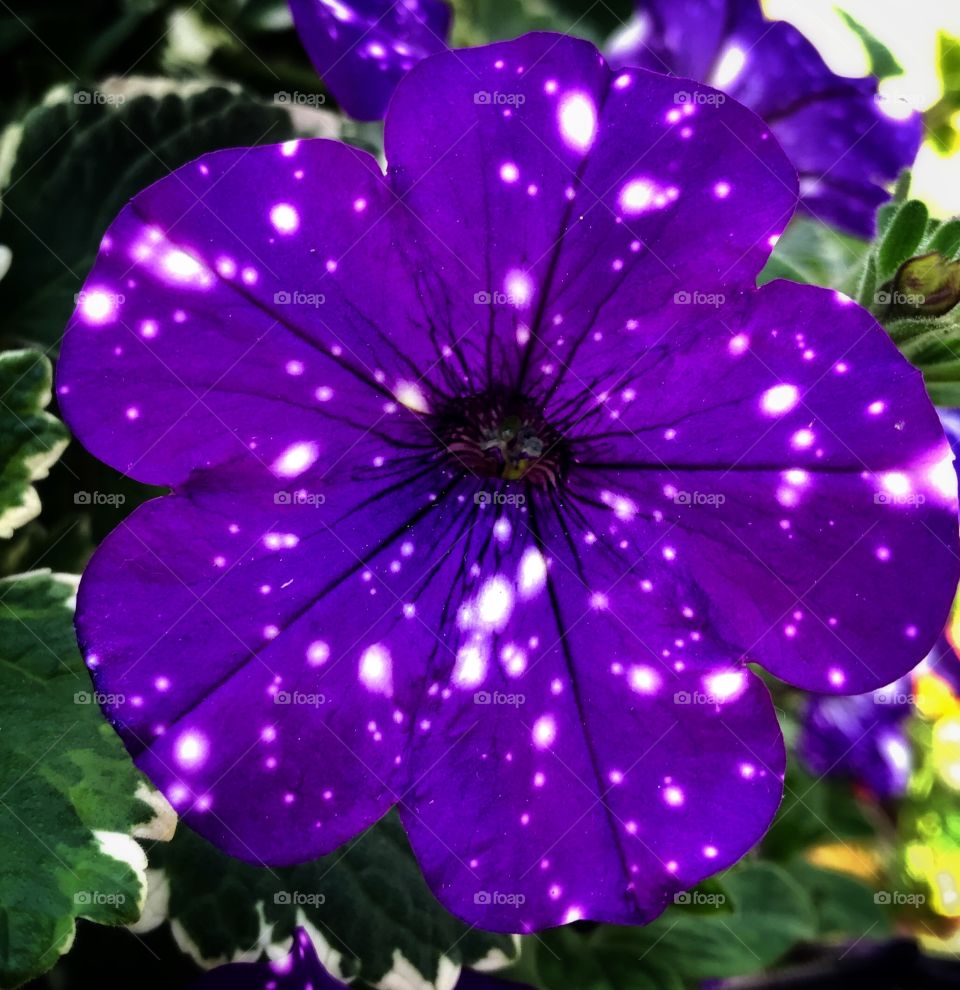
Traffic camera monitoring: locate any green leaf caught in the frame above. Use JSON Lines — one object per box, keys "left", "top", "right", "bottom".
{"left": 892, "top": 169, "right": 913, "bottom": 205}
{"left": 451, "top": 0, "right": 599, "bottom": 47}
{"left": 0, "top": 0, "right": 171, "bottom": 129}
{"left": 857, "top": 253, "right": 878, "bottom": 308}
{"left": 763, "top": 764, "right": 875, "bottom": 861}
{"left": 885, "top": 315, "right": 944, "bottom": 347}
{"left": 149, "top": 816, "right": 517, "bottom": 987}
{"left": 0, "top": 350, "right": 69, "bottom": 540}
{"left": 0, "top": 570, "right": 174, "bottom": 988}
{"left": 927, "top": 381, "right": 960, "bottom": 406}
{"left": 0, "top": 85, "right": 295, "bottom": 350}
{"left": 758, "top": 217, "right": 868, "bottom": 293}
{"left": 837, "top": 11, "right": 903, "bottom": 79}
{"left": 599, "top": 862, "right": 818, "bottom": 982}
{"left": 877, "top": 200, "right": 929, "bottom": 285}
{"left": 536, "top": 929, "right": 683, "bottom": 990}
{"left": 671, "top": 875, "right": 733, "bottom": 915}
{"left": 889, "top": 308, "right": 960, "bottom": 368}
{"left": 929, "top": 219, "right": 960, "bottom": 259}
{"left": 757, "top": 252, "right": 810, "bottom": 286}
{"left": 939, "top": 31, "right": 960, "bottom": 97}
{"left": 784, "top": 861, "right": 891, "bottom": 940}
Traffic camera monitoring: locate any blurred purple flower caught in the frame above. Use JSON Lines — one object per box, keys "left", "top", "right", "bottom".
{"left": 59, "top": 34, "right": 957, "bottom": 931}
{"left": 607, "top": 0, "right": 922, "bottom": 236}
{"left": 798, "top": 675, "right": 914, "bottom": 798}
{"left": 288, "top": 0, "right": 451, "bottom": 120}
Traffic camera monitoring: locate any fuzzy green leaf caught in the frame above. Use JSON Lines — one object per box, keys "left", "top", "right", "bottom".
{"left": 0, "top": 350, "right": 69, "bottom": 540}
{"left": 877, "top": 200, "right": 929, "bottom": 284}
{"left": 0, "top": 570, "right": 174, "bottom": 988}
{"left": 784, "top": 862, "right": 891, "bottom": 940}
{"left": 597, "top": 862, "right": 818, "bottom": 981}
{"left": 149, "top": 817, "right": 517, "bottom": 988}
{"left": 837, "top": 11, "right": 903, "bottom": 80}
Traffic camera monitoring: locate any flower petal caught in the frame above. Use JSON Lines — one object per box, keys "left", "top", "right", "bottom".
{"left": 384, "top": 33, "right": 797, "bottom": 386}
{"left": 560, "top": 280, "right": 959, "bottom": 693}
{"left": 58, "top": 140, "right": 445, "bottom": 488}
{"left": 608, "top": 1, "right": 921, "bottom": 236}
{"left": 399, "top": 503, "right": 784, "bottom": 930}
{"left": 289, "top": 0, "right": 451, "bottom": 121}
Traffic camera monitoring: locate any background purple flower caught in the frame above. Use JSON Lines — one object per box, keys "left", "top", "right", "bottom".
{"left": 58, "top": 34, "right": 957, "bottom": 932}
{"left": 190, "top": 928, "right": 344, "bottom": 988}
{"left": 190, "top": 927, "right": 533, "bottom": 990}
{"left": 288, "top": 0, "right": 451, "bottom": 120}
{"left": 607, "top": 0, "right": 922, "bottom": 237}
{"left": 798, "top": 675, "right": 914, "bottom": 798}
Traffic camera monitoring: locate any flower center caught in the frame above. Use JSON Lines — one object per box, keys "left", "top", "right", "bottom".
{"left": 435, "top": 392, "right": 566, "bottom": 487}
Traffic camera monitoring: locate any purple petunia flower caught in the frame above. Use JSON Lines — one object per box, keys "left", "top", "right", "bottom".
{"left": 798, "top": 674, "right": 914, "bottom": 799}
{"left": 288, "top": 0, "right": 451, "bottom": 120}
{"left": 607, "top": 0, "right": 922, "bottom": 236}
{"left": 58, "top": 33, "right": 958, "bottom": 931}
{"left": 191, "top": 928, "right": 532, "bottom": 989}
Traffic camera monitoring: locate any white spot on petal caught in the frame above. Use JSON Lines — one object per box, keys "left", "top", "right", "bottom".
{"left": 761, "top": 384, "right": 799, "bottom": 416}
{"left": 175, "top": 731, "right": 208, "bottom": 770}
{"left": 557, "top": 92, "right": 597, "bottom": 151}
{"left": 271, "top": 441, "right": 319, "bottom": 478}
{"left": 359, "top": 644, "right": 393, "bottom": 696}
{"left": 394, "top": 380, "right": 430, "bottom": 414}
{"left": 532, "top": 715, "right": 557, "bottom": 750}
{"left": 703, "top": 670, "right": 747, "bottom": 703}
{"left": 270, "top": 203, "right": 300, "bottom": 234}
{"left": 711, "top": 45, "right": 746, "bottom": 88}
{"left": 518, "top": 548, "right": 547, "bottom": 599}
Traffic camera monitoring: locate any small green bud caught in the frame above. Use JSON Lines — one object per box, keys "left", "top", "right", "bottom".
{"left": 893, "top": 251, "right": 960, "bottom": 316}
